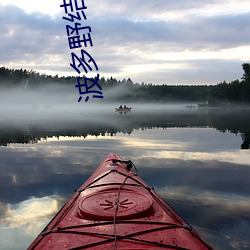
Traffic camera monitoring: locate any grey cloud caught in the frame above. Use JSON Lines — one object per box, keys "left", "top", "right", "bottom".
{"left": 0, "top": 5, "right": 60, "bottom": 33}
{"left": 89, "top": 12, "right": 250, "bottom": 50}
{"left": 91, "top": 17, "right": 178, "bottom": 44}
{"left": 87, "top": 0, "right": 215, "bottom": 18}
{"left": 1, "top": 4, "right": 248, "bottom": 50}
{"left": 183, "top": 13, "right": 250, "bottom": 49}
{"left": 0, "top": 2, "right": 249, "bottom": 84}
{"left": 0, "top": 5, "right": 67, "bottom": 69}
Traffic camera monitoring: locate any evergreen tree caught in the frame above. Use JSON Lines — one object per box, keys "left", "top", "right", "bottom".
{"left": 242, "top": 63, "right": 250, "bottom": 83}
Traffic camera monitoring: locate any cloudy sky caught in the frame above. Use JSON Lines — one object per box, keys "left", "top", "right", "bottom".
{"left": 0, "top": 0, "right": 250, "bottom": 85}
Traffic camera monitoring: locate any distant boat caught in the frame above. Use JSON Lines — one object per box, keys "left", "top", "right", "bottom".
{"left": 115, "top": 107, "right": 132, "bottom": 113}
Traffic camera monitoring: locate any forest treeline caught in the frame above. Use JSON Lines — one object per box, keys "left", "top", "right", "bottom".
{"left": 0, "top": 63, "right": 250, "bottom": 104}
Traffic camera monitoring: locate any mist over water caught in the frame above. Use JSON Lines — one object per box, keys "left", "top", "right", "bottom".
{"left": 0, "top": 84, "right": 198, "bottom": 124}
{"left": 1, "top": 85, "right": 250, "bottom": 150}
{"left": 1, "top": 85, "right": 250, "bottom": 249}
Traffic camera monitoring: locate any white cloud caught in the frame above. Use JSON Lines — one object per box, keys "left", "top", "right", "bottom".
{"left": 0, "top": 0, "right": 62, "bottom": 16}
{"left": 0, "top": 1, "right": 250, "bottom": 84}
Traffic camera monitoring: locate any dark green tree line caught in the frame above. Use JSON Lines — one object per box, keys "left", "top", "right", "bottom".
{"left": 1, "top": 63, "right": 250, "bottom": 104}
{"left": 208, "top": 63, "right": 250, "bottom": 104}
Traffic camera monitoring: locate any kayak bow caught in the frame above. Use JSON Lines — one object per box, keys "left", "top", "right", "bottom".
{"left": 28, "top": 152, "right": 213, "bottom": 249}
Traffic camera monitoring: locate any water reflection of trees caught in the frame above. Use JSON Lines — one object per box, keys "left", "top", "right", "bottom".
{"left": 0, "top": 109, "right": 249, "bottom": 149}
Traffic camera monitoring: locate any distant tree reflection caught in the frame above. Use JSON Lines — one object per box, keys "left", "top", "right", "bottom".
{"left": 0, "top": 109, "right": 249, "bottom": 150}
{"left": 241, "top": 133, "right": 250, "bottom": 149}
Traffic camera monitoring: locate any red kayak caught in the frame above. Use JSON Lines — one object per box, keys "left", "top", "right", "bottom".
{"left": 28, "top": 152, "right": 213, "bottom": 249}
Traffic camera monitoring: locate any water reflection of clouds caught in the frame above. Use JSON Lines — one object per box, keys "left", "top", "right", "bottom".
{"left": 154, "top": 150, "right": 250, "bottom": 166}
{"left": 0, "top": 196, "right": 59, "bottom": 228}
{"left": 157, "top": 186, "right": 250, "bottom": 216}
{"left": 161, "top": 187, "right": 250, "bottom": 250}
{"left": 0, "top": 127, "right": 249, "bottom": 249}
{"left": 0, "top": 196, "right": 61, "bottom": 250}
{"left": 117, "top": 127, "right": 243, "bottom": 152}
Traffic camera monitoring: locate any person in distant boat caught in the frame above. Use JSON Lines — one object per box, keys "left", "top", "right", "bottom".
{"left": 124, "top": 105, "right": 127, "bottom": 109}
{"left": 119, "top": 105, "right": 122, "bottom": 109}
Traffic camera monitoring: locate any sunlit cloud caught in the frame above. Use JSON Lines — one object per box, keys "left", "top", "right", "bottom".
{"left": 0, "top": 0, "right": 62, "bottom": 16}
{"left": 120, "top": 138, "right": 185, "bottom": 151}
{"left": 199, "top": 0, "right": 250, "bottom": 16}
{"left": 154, "top": 150, "right": 250, "bottom": 166}
{"left": 153, "top": 46, "right": 250, "bottom": 62}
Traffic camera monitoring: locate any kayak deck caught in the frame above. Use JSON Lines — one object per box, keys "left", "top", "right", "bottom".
{"left": 28, "top": 152, "right": 213, "bottom": 249}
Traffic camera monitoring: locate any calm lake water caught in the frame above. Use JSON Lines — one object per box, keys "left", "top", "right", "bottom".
{"left": 0, "top": 104, "right": 250, "bottom": 249}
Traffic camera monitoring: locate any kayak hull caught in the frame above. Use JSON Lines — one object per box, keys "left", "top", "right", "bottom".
{"left": 28, "top": 152, "right": 212, "bottom": 249}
